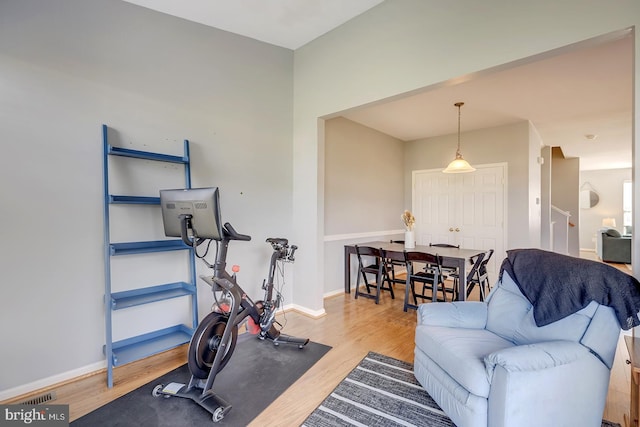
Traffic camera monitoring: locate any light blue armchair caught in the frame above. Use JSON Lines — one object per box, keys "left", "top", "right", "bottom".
{"left": 414, "top": 269, "right": 622, "bottom": 427}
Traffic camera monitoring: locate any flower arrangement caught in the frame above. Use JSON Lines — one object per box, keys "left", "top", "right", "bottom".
{"left": 401, "top": 210, "right": 415, "bottom": 231}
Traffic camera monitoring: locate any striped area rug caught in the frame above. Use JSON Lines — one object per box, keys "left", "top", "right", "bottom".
{"left": 302, "top": 351, "right": 621, "bottom": 427}
{"left": 303, "top": 352, "right": 453, "bottom": 426}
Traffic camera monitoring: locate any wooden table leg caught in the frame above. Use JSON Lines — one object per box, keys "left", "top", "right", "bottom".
{"left": 344, "top": 246, "right": 352, "bottom": 294}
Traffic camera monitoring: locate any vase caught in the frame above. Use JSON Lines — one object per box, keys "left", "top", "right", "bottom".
{"left": 404, "top": 230, "right": 415, "bottom": 249}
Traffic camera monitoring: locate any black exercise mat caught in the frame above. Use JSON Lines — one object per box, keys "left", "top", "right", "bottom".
{"left": 73, "top": 334, "right": 331, "bottom": 426}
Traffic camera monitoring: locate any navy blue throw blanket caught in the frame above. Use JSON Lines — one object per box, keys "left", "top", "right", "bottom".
{"left": 499, "top": 248, "right": 640, "bottom": 330}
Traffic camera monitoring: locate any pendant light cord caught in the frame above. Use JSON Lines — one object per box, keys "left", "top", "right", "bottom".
{"left": 455, "top": 102, "right": 464, "bottom": 157}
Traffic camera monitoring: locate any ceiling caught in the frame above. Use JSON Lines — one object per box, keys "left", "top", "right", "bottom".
{"left": 342, "top": 34, "right": 633, "bottom": 171}
{"left": 121, "top": 0, "right": 385, "bottom": 50}
{"left": 121, "top": 0, "right": 633, "bottom": 171}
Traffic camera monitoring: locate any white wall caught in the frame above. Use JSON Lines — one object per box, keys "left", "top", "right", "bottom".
{"left": 292, "top": 0, "right": 640, "bottom": 313}
{"left": 580, "top": 168, "right": 632, "bottom": 250}
{"left": 0, "top": 0, "right": 293, "bottom": 395}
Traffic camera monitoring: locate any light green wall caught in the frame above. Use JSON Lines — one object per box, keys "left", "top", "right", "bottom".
{"left": 293, "top": 0, "right": 640, "bottom": 310}
{"left": 324, "top": 117, "right": 404, "bottom": 235}
{"left": 323, "top": 117, "right": 405, "bottom": 294}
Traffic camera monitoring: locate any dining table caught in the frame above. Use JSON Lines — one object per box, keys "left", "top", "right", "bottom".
{"left": 344, "top": 241, "right": 485, "bottom": 303}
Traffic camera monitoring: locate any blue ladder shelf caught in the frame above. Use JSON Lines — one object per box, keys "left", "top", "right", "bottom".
{"left": 102, "top": 124, "right": 197, "bottom": 388}
{"left": 108, "top": 325, "right": 194, "bottom": 367}
{"left": 110, "top": 282, "right": 196, "bottom": 310}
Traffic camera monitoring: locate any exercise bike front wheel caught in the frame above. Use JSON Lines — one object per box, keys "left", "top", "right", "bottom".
{"left": 188, "top": 311, "right": 238, "bottom": 379}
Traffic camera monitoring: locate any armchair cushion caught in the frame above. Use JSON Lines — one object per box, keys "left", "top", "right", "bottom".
{"left": 484, "top": 340, "right": 590, "bottom": 379}
{"left": 417, "top": 301, "right": 487, "bottom": 329}
{"left": 415, "top": 325, "right": 513, "bottom": 397}
{"left": 486, "top": 271, "right": 596, "bottom": 345}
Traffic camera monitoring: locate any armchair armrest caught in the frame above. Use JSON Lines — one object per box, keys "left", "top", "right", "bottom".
{"left": 484, "top": 340, "right": 590, "bottom": 379}
{"left": 484, "top": 340, "right": 611, "bottom": 427}
{"left": 417, "top": 301, "right": 487, "bottom": 329}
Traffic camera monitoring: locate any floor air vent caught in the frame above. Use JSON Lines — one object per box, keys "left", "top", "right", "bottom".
{"left": 18, "top": 391, "right": 56, "bottom": 405}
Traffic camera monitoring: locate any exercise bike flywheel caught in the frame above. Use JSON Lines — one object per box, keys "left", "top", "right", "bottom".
{"left": 188, "top": 311, "right": 238, "bottom": 379}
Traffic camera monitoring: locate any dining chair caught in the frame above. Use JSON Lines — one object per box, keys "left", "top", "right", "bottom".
{"left": 386, "top": 240, "right": 406, "bottom": 285}
{"left": 449, "top": 250, "right": 484, "bottom": 300}
{"left": 354, "top": 245, "right": 394, "bottom": 304}
{"left": 382, "top": 248, "right": 410, "bottom": 306}
{"left": 428, "top": 243, "right": 460, "bottom": 294}
{"left": 404, "top": 251, "right": 447, "bottom": 305}
{"left": 465, "top": 249, "right": 494, "bottom": 301}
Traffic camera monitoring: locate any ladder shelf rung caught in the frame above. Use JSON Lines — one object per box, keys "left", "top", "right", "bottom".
{"left": 107, "top": 145, "right": 188, "bottom": 164}
{"left": 109, "top": 195, "right": 160, "bottom": 205}
{"left": 109, "top": 239, "right": 191, "bottom": 255}
{"left": 108, "top": 325, "right": 193, "bottom": 367}
{"left": 110, "top": 282, "right": 196, "bottom": 310}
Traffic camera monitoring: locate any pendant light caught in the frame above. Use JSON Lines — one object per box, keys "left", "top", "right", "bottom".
{"left": 443, "top": 102, "right": 476, "bottom": 173}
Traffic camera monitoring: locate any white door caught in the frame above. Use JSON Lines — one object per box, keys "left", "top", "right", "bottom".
{"left": 412, "top": 164, "right": 506, "bottom": 281}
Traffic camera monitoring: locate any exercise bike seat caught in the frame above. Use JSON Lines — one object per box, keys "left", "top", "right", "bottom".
{"left": 266, "top": 237, "right": 288, "bottom": 246}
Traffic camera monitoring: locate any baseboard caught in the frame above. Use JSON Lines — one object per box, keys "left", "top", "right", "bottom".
{"left": 0, "top": 360, "right": 106, "bottom": 402}
{"left": 323, "top": 288, "right": 346, "bottom": 298}
{"left": 284, "top": 303, "right": 326, "bottom": 319}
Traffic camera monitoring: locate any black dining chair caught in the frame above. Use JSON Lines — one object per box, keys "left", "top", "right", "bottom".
{"left": 428, "top": 243, "right": 460, "bottom": 294}
{"left": 465, "top": 249, "right": 494, "bottom": 301}
{"left": 382, "top": 248, "right": 410, "bottom": 306}
{"left": 449, "top": 251, "right": 484, "bottom": 300}
{"left": 386, "top": 240, "right": 407, "bottom": 285}
{"left": 354, "top": 245, "right": 394, "bottom": 304}
{"left": 404, "top": 251, "right": 447, "bottom": 305}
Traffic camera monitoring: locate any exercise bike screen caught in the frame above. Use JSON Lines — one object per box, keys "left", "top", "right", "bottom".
{"left": 160, "top": 187, "right": 223, "bottom": 241}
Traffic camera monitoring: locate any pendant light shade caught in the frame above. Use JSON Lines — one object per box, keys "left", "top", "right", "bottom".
{"left": 443, "top": 102, "right": 476, "bottom": 174}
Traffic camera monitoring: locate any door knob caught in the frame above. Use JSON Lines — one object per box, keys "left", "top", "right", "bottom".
{"left": 449, "top": 227, "right": 454, "bottom": 232}
{"left": 455, "top": 228, "right": 460, "bottom": 232}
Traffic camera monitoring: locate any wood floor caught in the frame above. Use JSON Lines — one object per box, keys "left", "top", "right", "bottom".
{"left": 2, "top": 276, "right": 631, "bottom": 426}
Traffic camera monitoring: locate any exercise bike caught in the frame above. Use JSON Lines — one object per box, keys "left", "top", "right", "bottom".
{"left": 152, "top": 188, "right": 309, "bottom": 423}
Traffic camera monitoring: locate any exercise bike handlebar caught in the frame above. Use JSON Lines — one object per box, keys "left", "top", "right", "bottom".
{"left": 223, "top": 222, "right": 251, "bottom": 241}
